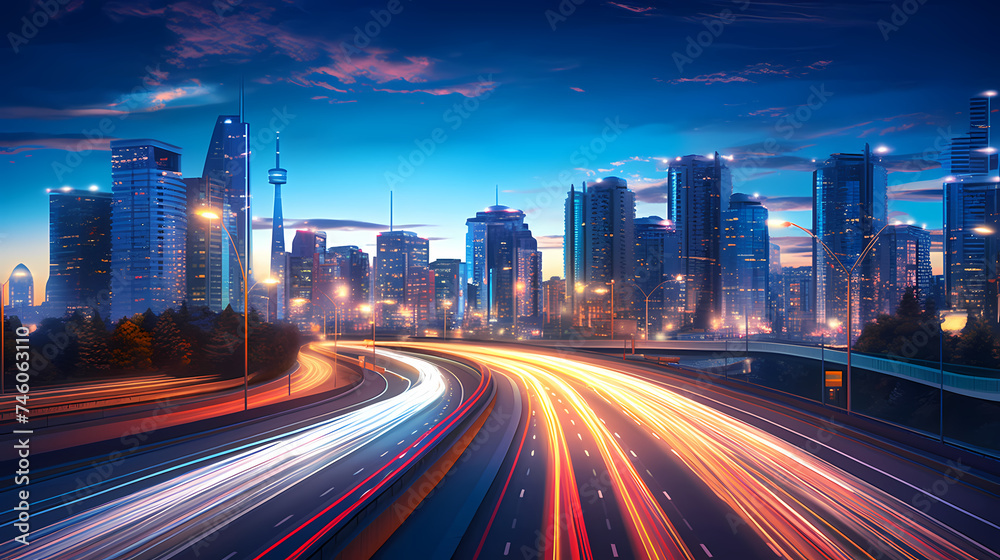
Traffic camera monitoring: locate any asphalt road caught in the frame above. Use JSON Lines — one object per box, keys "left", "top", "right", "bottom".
{"left": 0, "top": 345, "right": 485, "bottom": 560}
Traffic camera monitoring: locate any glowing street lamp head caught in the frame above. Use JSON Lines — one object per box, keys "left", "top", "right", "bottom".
{"left": 359, "top": 304, "right": 372, "bottom": 314}
{"left": 973, "top": 226, "right": 996, "bottom": 235}
{"left": 874, "top": 145, "right": 890, "bottom": 154}
{"left": 767, "top": 219, "right": 792, "bottom": 228}
{"left": 261, "top": 278, "right": 279, "bottom": 285}
{"left": 199, "top": 211, "right": 220, "bottom": 220}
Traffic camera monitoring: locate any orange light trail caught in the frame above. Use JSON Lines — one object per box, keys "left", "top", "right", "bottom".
{"left": 390, "top": 342, "right": 996, "bottom": 560}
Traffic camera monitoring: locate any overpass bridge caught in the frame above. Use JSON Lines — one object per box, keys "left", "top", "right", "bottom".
{"left": 526, "top": 339, "right": 1000, "bottom": 402}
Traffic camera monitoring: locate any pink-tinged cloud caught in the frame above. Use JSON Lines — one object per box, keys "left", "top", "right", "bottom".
{"left": 570, "top": 86, "right": 585, "bottom": 93}
{"left": 0, "top": 133, "right": 114, "bottom": 154}
{"left": 537, "top": 235, "right": 565, "bottom": 249}
{"left": 888, "top": 178, "right": 944, "bottom": 201}
{"left": 771, "top": 236, "right": 813, "bottom": 268}
{"left": 0, "top": 106, "right": 130, "bottom": 120}
{"left": 373, "top": 80, "right": 497, "bottom": 97}
{"left": 744, "top": 106, "right": 787, "bottom": 118}
{"left": 607, "top": 2, "right": 655, "bottom": 13}
{"left": 761, "top": 196, "right": 812, "bottom": 212}
{"left": 668, "top": 60, "right": 828, "bottom": 85}
{"left": 610, "top": 156, "right": 652, "bottom": 166}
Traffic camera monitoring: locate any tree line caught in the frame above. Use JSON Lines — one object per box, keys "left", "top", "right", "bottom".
{"left": 3, "top": 303, "right": 300, "bottom": 385}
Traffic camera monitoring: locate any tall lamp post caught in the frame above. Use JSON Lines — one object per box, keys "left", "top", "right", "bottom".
{"left": 200, "top": 211, "right": 277, "bottom": 411}
{"left": 768, "top": 219, "right": 891, "bottom": 414}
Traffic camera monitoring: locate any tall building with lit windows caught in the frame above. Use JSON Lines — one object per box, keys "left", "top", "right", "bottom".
{"left": 564, "top": 183, "right": 586, "bottom": 311}
{"left": 944, "top": 95, "right": 1000, "bottom": 320}
{"left": 110, "top": 139, "right": 187, "bottom": 320}
{"left": 430, "top": 258, "right": 465, "bottom": 329}
{"left": 721, "top": 194, "right": 770, "bottom": 332}
{"left": 634, "top": 216, "right": 672, "bottom": 336}
{"left": 184, "top": 176, "right": 226, "bottom": 312}
{"left": 812, "top": 144, "right": 887, "bottom": 335}
{"left": 202, "top": 112, "right": 251, "bottom": 310}
{"left": 667, "top": 154, "right": 732, "bottom": 328}
{"left": 879, "top": 224, "right": 931, "bottom": 314}
{"left": 376, "top": 230, "right": 429, "bottom": 329}
{"left": 5, "top": 264, "right": 33, "bottom": 318}
{"left": 47, "top": 188, "right": 111, "bottom": 317}
{"left": 466, "top": 205, "right": 541, "bottom": 333}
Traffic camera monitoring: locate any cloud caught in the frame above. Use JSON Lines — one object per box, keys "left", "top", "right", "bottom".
{"left": 632, "top": 179, "right": 669, "bottom": 203}
{"left": 760, "top": 196, "right": 812, "bottom": 211}
{"left": 0, "top": 81, "right": 215, "bottom": 120}
{"left": 881, "top": 153, "right": 942, "bottom": 173}
{"left": 252, "top": 218, "right": 432, "bottom": 231}
{"left": 666, "top": 61, "right": 827, "bottom": 85}
{"left": 569, "top": 86, "right": 585, "bottom": 93}
{"left": 537, "top": 235, "right": 564, "bottom": 249}
{"left": 0, "top": 133, "right": 114, "bottom": 154}
{"left": 888, "top": 178, "right": 943, "bottom": 201}
{"left": 607, "top": 2, "right": 655, "bottom": 13}
{"left": 610, "top": 155, "right": 652, "bottom": 166}
{"left": 771, "top": 236, "right": 813, "bottom": 267}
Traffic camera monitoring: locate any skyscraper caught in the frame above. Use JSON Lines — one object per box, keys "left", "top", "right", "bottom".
{"left": 466, "top": 205, "right": 541, "bottom": 332}
{"left": 47, "top": 188, "right": 111, "bottom": 317}
{"left": 949, "top": 96, "right": 997, "bottom": 176}
{"left": 879, "top": 224, "right": 932, "bottom": 314}
{"left": 328, "top": 246, "right": 371, "bottom": 309}
{"left": 429, "top": 258, "right": 465, "bottom": 329}
{"left": 184, "top": 176, "right": 226, "bottom": 312}
{"left": 564, "top": 182, "right": 586, "bottom": 311}
{"left": 768, "top": 242, "right": 784, "bottom": 333}
{"left": 6, "top": 264, "right": 33, "bottom": 318}
{"left": 584, "top": 177, "right": 636, "bottom": 285}
{"left": 542, "top": 276, "right": 566, "bottom": 337}
{"left": 944, "top": 96, "right": 1000, "bottom": 320}
{"left": 269, "top": 132, "right": 288, "bottom": 321}
{"left": 812, "top": 144, "right": 888, "bottom": 334}
{"left": 783, "top": 266, "right": 815, "bottom": 339}
{"left": 110, "top": 140, "right": 187, "bottom": 319}
{"left": 721, "top": 194, "right": 770, "bottom": 333}
{"left": 202, "top": 110, "right": 251, "bottom": 311}
{"left": 667, "top": 154, "right": 731, "bottom": 328}
{"left": 634, "top": 216, "right": 672, "bottom": 337}
{"left": 376, "top": 230, "right": 429, "bottom": 329}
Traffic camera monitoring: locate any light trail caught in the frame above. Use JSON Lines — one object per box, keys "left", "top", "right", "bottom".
{"left": 395, "top": 342, "right": 997, "bottom": 560}
{"left": 0, "top": 349, "right": 447, "bottom": 560}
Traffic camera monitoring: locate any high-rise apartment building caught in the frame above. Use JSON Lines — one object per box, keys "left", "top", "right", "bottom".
{"left": 879, "top": 224, "right": 932, "bottom": 314}
{"left": 721, "top": 194, "right": 770, "bottom": 333}
{"left": 47, "top": 188, "right": 112, "bottom": 317}
{"left": 667, "top": 154, "right": 731, "bottom": 328}
{"left": 110, "top": 140, "right": 187, "bottom": 319}
{"left": 812, "top": 144, "right": 888, "bottom": 335}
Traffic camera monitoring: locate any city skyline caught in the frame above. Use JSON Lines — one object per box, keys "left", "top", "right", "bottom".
{"left": 2, "top": 1, "right": 994, "bottom": 297}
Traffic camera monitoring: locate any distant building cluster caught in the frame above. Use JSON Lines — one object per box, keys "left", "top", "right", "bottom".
{"left": 4, "top": 94, "right": 998, "bottom": 343}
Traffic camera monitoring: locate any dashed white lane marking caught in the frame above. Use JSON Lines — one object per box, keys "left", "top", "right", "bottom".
{"left": 504, "top": 542, "right": 511, "bottom": 556}
{"left": 606, "top": 519, "right": 611, "bottom": 530}
{"left": 275, "top": 514, "right": 293, "bottom": 527}
{"left": 531, "top": 450, "right": 535, "bottom": 456}
{"left": 597, "top": 490, "right": 604, "bottom": 499}
{"left": 630, "top": 450, "right": 637, "bottom": 458}
{"left": 701, "top": 543, "right": 713, "bottom": 558}
{"left": 662, "top": 491, "right": 671, "bottom": 500}
{"left": 570, "top": 419, "right": 576, "bottom": 426}
{"left": 512, "top": 518, "right": 517, "bottom": 528}
{"left": 532, "top": 434, "right": 536, "bottom": 440}
{"left": 520, "top": 489, "right": 525, "bottom": 498}
{"left": 354, "top": 468, "right": 364, "bottom": 475}
{"left": 611, "top": 543, "right": 619, "bottom": 557}
{"left": 646, "top": 469, "right": 653, "bottom": 477}
{"left": 577, "top": 433, "right": 583, "bottom": 440}
{"left": 614, "top": 432, "right": 621, "bottom": 438}
{"left": 584, "top": 450, "right": 590, "bottom": 457}
{"left": 398, "top": 440, "right": 405, "bottom": 445}
{"left": 380, "top": 451, "right": 388, "bottom": 457}
{"left": 222, "top": 553, "right": 237, "bottom": 560}
{"left": 412, "top": 430, "right": 419, "bottom": 434}
{"left": 321, "top": 486, "right": 336, "bottom": 497}
{"left": 592, "top": 469, "right": 597, "bottom": 476}
{"left": 526, "top": 467, "right": 531, "bottom": 476}
{"left": 683, "top": 518, "right": 692, "bottom": 531}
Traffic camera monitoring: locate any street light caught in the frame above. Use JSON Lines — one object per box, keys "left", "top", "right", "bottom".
{"left": 200, "top": 210, "right": 252, "bottom": 411}
{"left": 768, "top": 219, "right": 891, "bottom": 413}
